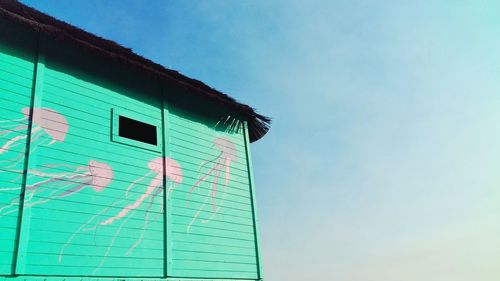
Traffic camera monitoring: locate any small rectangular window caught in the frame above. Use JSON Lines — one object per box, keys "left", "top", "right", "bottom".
{"left": 111, "top": 108, "right": 162, "bottom": 152}
{"left": 118, "top": 116, "right": 158, "bottom": 145}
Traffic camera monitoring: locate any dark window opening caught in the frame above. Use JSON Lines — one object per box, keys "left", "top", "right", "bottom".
{"left": 118, "top": 115, "right": 158, "bottom": 145}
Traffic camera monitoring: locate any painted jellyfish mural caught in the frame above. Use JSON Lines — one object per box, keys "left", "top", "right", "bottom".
{"left": 101, "top": 157, "right": 183, "bottom": 226}
{"left": 0, "top": 160, "right": 114, "bottom": 216}
{"left": 0, "top": 107, "right": 69, "bottom": 168}
{"left": 59, "top": 157, "right": 183, "bottom": 270}
{"left": 187, "top": 136, "right": 237, "bottom": 232}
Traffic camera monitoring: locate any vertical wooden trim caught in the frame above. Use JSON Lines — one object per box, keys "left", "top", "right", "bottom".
{"left": 161, "top": 92, "right": 167, "bottom": 277}
{"left": 13, "top": 33, "right": 46, "bottom": 275}
{"left": 161, "top": 89, "right": 172, "bottom": 277}
{"left": 243, "top": 121, "right": 264, "bottom": 280}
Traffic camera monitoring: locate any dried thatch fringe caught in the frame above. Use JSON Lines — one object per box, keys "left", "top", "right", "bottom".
{"left": 0, "top": 0, "right": 271, "bottom": 142}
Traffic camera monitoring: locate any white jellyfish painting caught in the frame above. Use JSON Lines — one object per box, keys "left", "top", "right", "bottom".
{"left": 0, "top": 107, "right": 69, "bottom": 168}
{"left": 186, "top": 136, "right": 237, "bottom": 232}
{"left": 59, "top": 157, "right": 183, "bottom": 271}
{"left": 0, "top": 160, "right": 114, "bottom": 216}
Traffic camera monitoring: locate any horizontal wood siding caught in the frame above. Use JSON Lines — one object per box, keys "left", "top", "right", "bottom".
{"left": 167, "top": 107, "right": 259, "bottom": 279}
{"left": 0, "top": 25, "right": 262, "bottom": 280}
{"left": 15, "top": 50, "right": 165, "bottom": 277}
{"left": 0, "top": 24, "right": 37, "bottom": 275}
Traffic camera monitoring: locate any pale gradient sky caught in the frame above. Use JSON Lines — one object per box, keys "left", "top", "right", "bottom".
{"left": 22, "top": 1, "right": 500, "bottom": 280}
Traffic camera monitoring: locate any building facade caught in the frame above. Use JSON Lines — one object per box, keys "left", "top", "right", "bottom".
{"left": 0, "top": 2, "right": 269, "bottom": 280}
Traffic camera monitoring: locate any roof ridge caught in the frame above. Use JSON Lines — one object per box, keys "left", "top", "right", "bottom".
{"left": 0, "top": 0, "right": 270, "bottom": 141}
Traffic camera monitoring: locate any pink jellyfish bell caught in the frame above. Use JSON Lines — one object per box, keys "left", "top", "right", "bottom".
{"left": 23, "top": 107, "right": 69, "bottom": 145}
{"left": 86, "top": 160, "right": 114, "bottom": 193}
{"left": 165, "top": 157, "right": 183, "bottom": 196}
{"left": 56, "top": 160, "right": 114, "bottom": 196}
{"left": 0, "top": 107, "right": 69, "bottom": 168}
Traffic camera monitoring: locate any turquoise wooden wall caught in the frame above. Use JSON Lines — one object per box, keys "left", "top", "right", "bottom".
{"left": 0, "top": 23, "right": 262, "bottom": 280}
{"left": 0, "top": 23, "right": 37, "bottom": 276}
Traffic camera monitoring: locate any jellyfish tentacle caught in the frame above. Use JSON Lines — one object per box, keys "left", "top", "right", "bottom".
{"left": 0, "top": 127, "right": 41, "bottom": 161}
{"left": 224, "top": 158, "right": 231, "bottom": 185}
{"left": 211, "top": 166, "right": 222, "bottom": 212}
{"left": 125, "top": 171, "right": 153, "bottom": 197}
{"left": 188, "top": 166, "right": 217, "bottom": 207}
{"left": 23, "top": 179, "right": 62, "bottom": 201}
{"left": 0, "top": 129, "right": 12, "bottom": 136}
{"left": 59, "top": 199, "right": 126, "bottom": 262}
{"left": 22, "top": 182, "right": 73, "bottom": 210}
{"left": 186, "top": 137, "right": 237, "bottom": 230}
{"left": 187, "top": 186, "right": 212, "bottom": 233}
{"left": 93, "top": 210, "right": 134, "bottom": 274}
{"left": 8, "top": 162, "right": 81, "bottom": 181}
{"left": 186, "top": 165, "right": 219, "bottom": 206}
{"left": 203, "top": 173, "right": 230, "bottom": 223}
{"left": 23, "top": 168, "right": 82, "bottom": 179}
{"left": 1, "top": 150, "right": 28, "bottom": 168}
{"left": 126, "top": 191, "right": 161, "bottom": 255}
{"left": 26, "top": 173, "right": 90, "bottom": 191}
{"left": 189, "top": 152, "right": 223, "bottom": 203}
{"left": 197, "top": 152, "right": 222, "bottom": 177}
{"left": 101, "top": 175, "right": 162, "bottom": 226}
{"left": 58, "top": 182, "right": 89, "bottom": 197}
{"left": 9, "top": 171, "right": 25, "bottom": 182}
{"left": 190, "top": 171, "right": 220, "bottom": 231}
{"left": 0, "top": 206, "right": 19, "bottom": 217}
{"left": 0, "top": 196, "right": 22, "bottom": 216}
{"left": 0, "top": 125, "right": 28, "bottom": 135}
{"left": 42, "top": 163, "right": 78, "bottom": 169}
{"left": 166, "top": 179, "right": 177, "bottom": 199}
{"left": 0, "top": 116, "right": 28, "bottom": 123}
{"left": 26, "top": 177, "right": 60, "bottom": 191}
{"left": 0, "top": 124, "right": 40, "bottom": 151}
{"left": 0, "top": 186, "right": 21, "bottom": 192}
{"left": 0, "top": 134, "right": 28, "bottom": 154}
{"left": 31, "top": 134, "right": 54, "bottom": 153}
{"left": 23, "top": 190, "right": 36, "bottom": 203}
{"left": 1, "top": 189, "right": 46, "bottom": 217}
{"left": 12, "top": 174, "right": 82, "bottom": 216}
{"left": 29, "top": 128, "right": 45, "bottom": 143}
{"left": 11, "top": 162, "right": 82, "bottom": 182}
{"left": 49, "top": 177, "right": 93, "bottom": 199}
{"left": 151, "top": 185, "right": 164, "bottom": 199}
{"left": 0, "top": 142, "right": 43, "bottom": 171}
{"left": 151, "top": 185, "right": 165, "bottom": 214}
{"left": 0, "top": 137, "right": 50, "bottom": 171}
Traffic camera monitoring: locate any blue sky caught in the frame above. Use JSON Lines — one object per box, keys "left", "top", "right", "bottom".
{"left": 22, "top": 1, "right": 500, "bottom": 280}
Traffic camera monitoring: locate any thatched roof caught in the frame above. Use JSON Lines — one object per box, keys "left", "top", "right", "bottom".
{"left": 0, "top": 0, "right": 270, "bottom": 142}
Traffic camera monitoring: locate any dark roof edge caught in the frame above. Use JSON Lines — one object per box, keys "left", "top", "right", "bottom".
{"left": 0, "top": 0, "right": 270, "bottom": 142}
